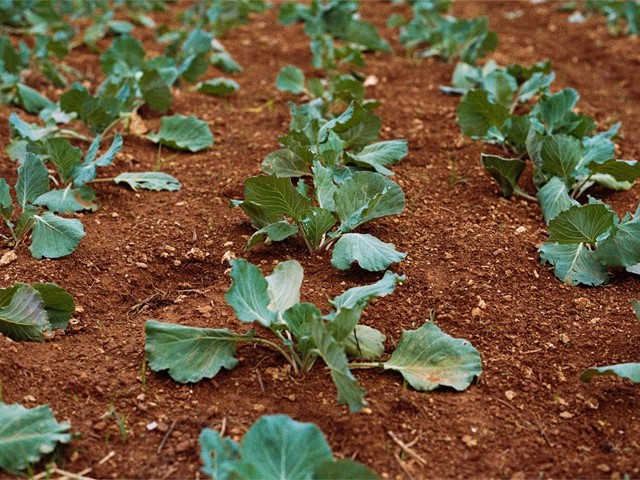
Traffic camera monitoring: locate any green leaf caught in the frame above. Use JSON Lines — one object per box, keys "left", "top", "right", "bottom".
{"left": 480, "top": 154, "right": 527, "bottom": 198}
{"left": 345, "top": 140, "right": 408, "bottom": 176}
{"left": 383, "top": 322, "right": 482, "bottom": 391}
{"left": 73, "top": 134, "right": 124, "bottom": 186}
{"left": 343, "top": 325, "right": 386, "bottom": 360}
{"left": 197, "top": 78, "right": 240, "bottom": 96}
{"left": 140, "top": 68, "right": 172, "bottom": 113}
{"left": 31, "top": 283, "right": 74, "bottom": 331}
{"left": 532, "top": 88, "right": 579, "bottom": 132}
{"left": 0, "top": 285, "right": 48, "bottom": 342}
{"left": 457, "top": 90, "right": 509, "bottom": 138}
{"left": 282, "top": 303, "right": 319, "bottom": 360}
{"left": 45, "top": 138, "right": 83, "bottom": 184}
{"left": 262, "top": 149, "right": 310, "bottom": 178}
{"left": 334, "top": 172, "right": 405, "bottom": 233}
{"left": 539, "top": 242, "right": 609, "bottom": 286}
{"left": 29, "top": 212, "right": 85, "bottom": 259}
{"left": 633, "top": 299, "right": 640, "bottom": 320}
{"left": 483, "top": 70, "right": 517, "bottom": 108}
{"left": 310, "top": 317, "right": 367, "bottom": 413}
{"left": 539, "top": 134, "right": 583, "bottom": 183}
{"left": 548, "top": 204, "right": 615, "bottom": 244}
{"left": 16, "top": 153, "right": 49, "bottom": 208}
{"left": 580, "top": 363, "right": 640, "bottom": 383}
{"left": 147, "top": 115, "right": 214, "bottom": 152}
{"left": 224, "top": 259, "right": 277, "bottom": 328}
{"left": 331, "top": 233, "right": 406, "bottom": 271}
{"left": 242, "top": 175, "right": 311, "bottom": 223}
{"left": 537, "top": 177, "right": 579, "bottom": 224}
{"left": 235, "top": 415, "right": 333, "bottom": 479}
{"left": 329, "top": 271, "right": 405, "bottom": 342}
{"left": 314, "top": 459, "right": 379, "bottom": 479}
{"left": 265, "top": 260, "right": 303, "bottom": 317}
{"left": 596, "top": 211, "right": 640, "bottom": 267}
{"left": 33, "top": 186, "right": 98, "bottom": 214}
{"left": 588, "top": 159, "right": 640, "bottom": 190}
{"left": 144, "top": 320, "right": 254, "bottom": 384}
{"left": 275, "top": 65, "right": 306, "bottom": 94}
{"left": 0, "top": 179, "right": 14, "bottom": 220}
{"left": 299, "top": 207, "right": 336, "bottom": 251}
{"left": 200, "top": 428, "right": 240, "bottom": 480}
{"left": 16, "top": 83, "right": 54, "bottom": 114}
{"left": 100, "top": 35, "right": 145, "bottom": 76}
{"left": 114, "top": 172, "right": 181, "bottom": 191}
{"left": 0, "top": 402, "right": 71, "bottom": 473}
{"left": 247, "top": 221, "right": 299, "bottom": 248}
{"left": 9, "top": 113, "right": 56, "bottom": 142}
{"left": 312, "top": 162, "right": 337, "bottom": 211}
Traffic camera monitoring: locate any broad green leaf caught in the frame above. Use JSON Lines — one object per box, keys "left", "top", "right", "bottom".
{"left": 539, "top": 242, "right": 609, "bottom": 286}
{"left": 334, "top": 172, "right": 405, "bottom": 233}
{"left": 16, "top": 83, "right": 54, "bottom": 114}
{"left": 265, "top": 260, "right": 303, "bottom": 316}
{"left": 114, "top": 172, "right": 181, "bottom": 191}
{"left": 210, "top": 51, "right": 243, "bottom": 74}
{"left": 0, "top": 179, "right": 13, "bottom": 220}
{"left": 73, "top": 134, "right": 124, "bottom": 186}
{"left": 338, "top": 108, "right": 382, "bottom": 150}
{"left": 9, "top": 113, "right": 57, "bottom": 142}
{"left": 247, "top": 221, "right": 299, "bottom": 248}
{"left": 262, "top": 149, "right": 310, "bottom": 178}
{"left": 331, "top": 233, "right": 406, "bottom": 271}
{"left": 537, "top": 177, "right": 579, "bottom": 224}
{"left": 15, "top": 207, "right": 37, "bottom": 240}
{"left": 225, "top": 259, "right": 277, "bottom": 327}
{"left": 314, "top": 459, "right": 379, "bottom": 479}
{"left": 483, "top": 70, "right": 517, "bottom": 108}
{"left": 480, "top": 154, "right": 526, "bottom": 198}
{"left": 275, "top": 65, "right": 306, "bottom": 94}
{"left": 282, "top": 303, "right": 319, "bottom": 360}
{"left": 197, "top": 78, "right": 240, "bottom": 96}
{"left": 243, "top": 175, "right": 311, "bottom": 223}
{"left": 343, "top": 325, "right": 386, "bottom": 360}
{"left": 145, "top": 320, "right": 254, "bottom": 383}
{"left": 596, "top": 212, "right": 640, "bottom": 267}
{"left": 345, "top": 140, "right": 408, "bottom": 176}
{"left": 200, "top": 428, "right": 240, "bottom": 480}
{"left": 0, "top": 403, "right": 71, "bottom": 473}
{"left": 457, "top": 90, "right": 509, "bottom": 138}
{"left": 16, "top": 153, "right": 49, "bottom": 208}
{"left": 140, "top": 68, "right": 172, "bottom": 113}
{"left": 59, "top": 84, "right": 120, "bottom": 133}
{"left": 539, "top": 134, "right": 583, "bottom": 183}
{"left": 0, "top": 285, "right": 48, "bottom": 342}
{"left": 34, "top": 186, "right": 98, "bottom": 214}
{"left": 235, "top": 415, "right": 333, "bottom": 479}
{"left": 532, "top": 88, "right": 579, "bottom": 132}
{"left": 310, "top": 317, "right": 367, "bottom": 413}
{"left": 548, "top": 204, "right": 615, "bottom": 244}
{"left": 580, "top": 363, "right": 640, "bottom": 383}
{"left": 147, "top": 115, "right": 214, "bottom": 152}
{"left": 329, "top": 271, "right": 405, "bottom": 342}
{"left": 312, "top": 162, "right": 337, "bottom": 211}
{"left": 100, "top": 35, "right": 145, "bottom": 75}
{"left": 31, "top": 283, "right": 74, "bottom": 331}
{"left": 384, "top": 322, "right": 482, "bottom": 391}
{"left": 588, "top": 159, "right": 640, "bottom": 190}
{"left": 29, "top": 212, "right": 85, "bottom": 259}
{"left": 299, "top": 207, "right": 336, "bottom": 251}
{"left": 45, "top": 138, "right": 83, "bottom": 184}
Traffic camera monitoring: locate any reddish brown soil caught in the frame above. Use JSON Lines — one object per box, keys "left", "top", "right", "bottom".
{"left": 2, "top": 2, "right": 640, "bottom": 479}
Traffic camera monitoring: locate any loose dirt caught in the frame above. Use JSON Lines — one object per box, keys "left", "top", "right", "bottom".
{"left": 1, "top": 2, "right": 639, "bottom": 478}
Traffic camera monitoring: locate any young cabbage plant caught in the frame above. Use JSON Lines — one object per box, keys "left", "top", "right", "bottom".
{"left": 0, "top": 282, "right": 74, "bottom": 342}
{"left": 145, "top": 259, "right": 483, "bottom": 413}
{"left": 200, "top": 414, "right": 378, "bottom": 480}
{"left": 235, "top": 100, "right": 409, "bottom": 271}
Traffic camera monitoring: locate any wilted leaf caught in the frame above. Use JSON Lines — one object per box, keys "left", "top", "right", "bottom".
{"left": 114, "top": 172, "right": 181, "bottom": 191}
{"left": 580, "top": 363, "right": 640, "bottom": 383}
{"left": 147, "top": 115, "right": 214, "bottom": 152}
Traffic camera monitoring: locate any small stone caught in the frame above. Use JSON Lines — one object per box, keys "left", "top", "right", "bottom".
{"left": 146, "top": 421, "right": 158, "bottom": 431}
{"left": 444, "top": 252, "right": 454, "bottom": 260}
{"left": 22, "top": 395, "right": 36, "bottom": 403}
{"left": 135, "top": 262, "right": 148, "bottom": 269}
{"left": 173, "top": 260, "right": 182, "bottom": 267}
{"left": 363, "top": 75, "right": 379, "bottom": 87}
{"left": 176, "top": 440, "right": 191, "bottom": 453}
{"left": 471, "top": 307, "right": 482, "bottom": 319}
{"left": 505, "top": 390, "right": 517, "bottom": 401}
{"left": 596, "top": 464, "right": 611, "bottom": 473}
{"left": 574, "top": 297, "right": 590, "bottom": 310}
{"left": 164, "top": 245, "right": 176, "bottom": 252}
{"left": 253, "top": 403, "right": 266, "bottom": 412}
{"left": 93, "top": 420, "right": 107, "bottom": 431}
{"left": 157, "top": 421, "right": 169, "bottom": 433}
{"left": 111, "top": 212, "right": 119, "bottom": 218}
{"left": 559, "top": 411, "right": 574, "bottom": 419}
{"left": 560, "top": 333, "right": 570, "bottom": 344}
{"left": 461, "top": 435, "right": 477, "bottom": 447}
{"left": 0, "top": 251, "right": 17, "bottom": 266}
{"left": 515, "top": 226, "right": 526, "bottom": 234}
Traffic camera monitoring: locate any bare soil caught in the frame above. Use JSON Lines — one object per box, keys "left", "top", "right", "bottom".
{"left": 1, "top": 1, "right": 640, "bottom": 478}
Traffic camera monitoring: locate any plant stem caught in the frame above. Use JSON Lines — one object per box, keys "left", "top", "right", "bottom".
{"left": 246, "top": 337, "right": 300, "bottom": 374}
{"left": 571, "top": 174, "right": 593, "bottom": 200}
{"left": 59, "top": 129, "right": 93, "bottom": 142}
{"left": 515, "top": 189, "right": 538, "bottom": 202}
{"left": 349, "top": 361, "right": 384, "bottom": 369}
{"left": 87, "top": 177, "right": 117, "bottom": 184}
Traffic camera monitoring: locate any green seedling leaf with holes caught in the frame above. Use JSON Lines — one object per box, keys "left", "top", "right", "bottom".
{"left": 383, "top": 322, "right": 482, "bottom": 391}
{"left": 0, "top": 402, "right": 71, "bottom": 474}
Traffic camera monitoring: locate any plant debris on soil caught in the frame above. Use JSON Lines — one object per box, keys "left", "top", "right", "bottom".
{"left": 1, "top": 1, "right": 639, "bottom": 478}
